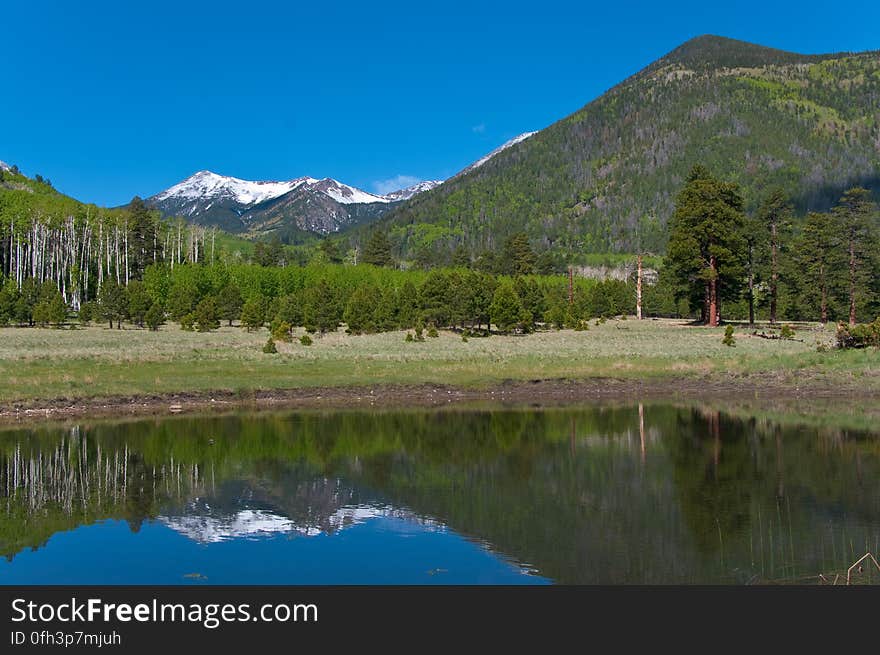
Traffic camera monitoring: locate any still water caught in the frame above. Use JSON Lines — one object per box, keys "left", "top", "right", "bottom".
{"left": 1, "top": 404, "right": 878, "bottom": 584}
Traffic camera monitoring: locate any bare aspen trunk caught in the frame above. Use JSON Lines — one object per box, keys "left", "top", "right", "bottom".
{"left": 708, "top": 255, "right": 718, "bottom": 327}
{"left": 568, "top": 266, "right": 573, "bottom": 308}
{"left": 747, "top": 244, "right": 754, "bottom": 326}
{"left": 636, "top": 254, "right": 643, "bottom": 320}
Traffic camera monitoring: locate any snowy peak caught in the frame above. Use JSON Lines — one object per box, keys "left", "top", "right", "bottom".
{"left": 461, "top": 132, "right": 537, "bottom": 175}
{"left": 0, "top": 161, "right": 11, "bottom": 172}
{"left": 151, "top": 170, "right": 393, "bottom": 208}
{"left": 308, "top": 178, "right": 390, "bottom": 205}
{"left": 153, "top": 170, "right": 309, "bottom": 206}
{"left": 383, "top": 180, "right": 444, "bottom": 202}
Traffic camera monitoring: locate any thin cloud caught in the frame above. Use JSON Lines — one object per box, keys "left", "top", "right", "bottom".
{"left": 472, "top": 123, "right": 486, "bottom": 134}
{"left": 372, "top": 174, "right": 422, "bottom": 195}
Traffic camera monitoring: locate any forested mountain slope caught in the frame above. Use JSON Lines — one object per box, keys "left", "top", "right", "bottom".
{"left": 371, "top": 35, "right": 880, "bottom": 258}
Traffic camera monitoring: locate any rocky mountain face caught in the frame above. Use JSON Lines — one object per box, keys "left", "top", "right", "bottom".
{"left": 147, "top": 170, "right": 393, "bottom": 235}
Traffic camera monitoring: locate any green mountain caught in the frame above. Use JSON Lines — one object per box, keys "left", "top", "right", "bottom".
{"left": 367, "top": 35, "right": 880, "bottom": 260}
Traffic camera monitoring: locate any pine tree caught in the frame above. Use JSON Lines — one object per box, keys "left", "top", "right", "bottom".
{"left": 99, "top": 281, "right": 128, "bottom": 329}
{"left": 754, "top": 188, "right": 793, "bottom": 325}
{"left": 274, "top": 293, "right": 303, "bottom": 328}
{"left": 396, "top": 280, "right": 420, "bottom": 328}
{"left": 145, "top": 303, "right": 165, "bottom": 331}
{"left": 126, "top": 280, "right": 152, "bottom": 327}
{"left": 216, "top": 283, "right": 243, "bottom": 326}
{"left": 490, "top": 280, "right": 527, "bottom": 333}
{"left": 167, "top": 283, "right": 198, "bottom": 321}
{"left": 194, "top": 297, "right": 220, "bottom": 332}
{"left": 344, "top": 285, "right": 380, "bottom": 334}
{"left": 794, "top": 212, "right": 843, "bottom": 324}
{"left": 665, "top": 165, "right": 745, "bottom": 326}
{"left": 833, "top": 187, "right": 877, "bottom": 325}
{"left": 362, "top": 231, "right": 394, "bottom": 267}
{"left": 502, "top": 233, "right": 537, "bottom": 275}
{"left": 240, "top": 295, "right": 267, "bottom": 332}
{"left": 302, "top": 280, "right": 339, "bottom": 334}
{"left": 319, "top": 239, "right": 343, "bottom": 264}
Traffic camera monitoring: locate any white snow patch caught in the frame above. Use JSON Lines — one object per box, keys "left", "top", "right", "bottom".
{"left": 316, "top": 179, "right": 390, "bottom": 204}
{"left": 154, "top": 170, "right": 311, "bottom": 206}
{"left": 159, "top": 504, "right": 443, "bottom": 543}
{"left": 461, "top": 131, "right": 537, "bottom": 174}
{"left": 383, "top": 180, "right": 444, "bottom": 202}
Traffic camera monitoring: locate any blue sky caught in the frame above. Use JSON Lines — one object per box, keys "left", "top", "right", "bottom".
{"left": 2, "top": 1, "right": 878, "bottom": 206}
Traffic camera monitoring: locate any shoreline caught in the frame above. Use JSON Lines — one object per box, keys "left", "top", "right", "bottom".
{"left": 2, "top": 376, "right": 878, "bottom": 423}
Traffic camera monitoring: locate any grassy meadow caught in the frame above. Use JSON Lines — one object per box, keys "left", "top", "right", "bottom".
{"left": 0, "top": 317, "right": 877, "bottom": 404}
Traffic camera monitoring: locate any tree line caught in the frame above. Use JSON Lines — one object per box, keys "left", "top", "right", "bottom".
{"left": 0, "top": 261, "right": 658, "bottom": 337}
{"left": 665, "top": 166, "right": 879, "bottom": 326}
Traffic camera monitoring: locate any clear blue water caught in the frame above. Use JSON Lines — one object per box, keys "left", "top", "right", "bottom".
{"left": 3, "top": 516, "right": 547, "bottom": 585}
{"left": 1, "top": 404, "right": 878, "bottom": 584}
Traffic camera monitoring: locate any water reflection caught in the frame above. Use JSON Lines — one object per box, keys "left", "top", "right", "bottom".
{"left": 1, "top": 404, "right": 878, "bottom": 584}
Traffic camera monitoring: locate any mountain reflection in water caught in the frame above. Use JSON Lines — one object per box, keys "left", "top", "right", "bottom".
{"left": 1, "top": 403, "right": 878, "bottom": 585}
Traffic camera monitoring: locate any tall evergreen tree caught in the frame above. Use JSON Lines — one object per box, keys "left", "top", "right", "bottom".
{"left": 754, "top": 188, "right": 793, "bottom": 325}
{"left": 502, "top": 233, "right": 537, "bottom": 276}
{"left": 362, "top": 231, "right": 394, "bottom": 267}
{"left": 794, "top": 212, "right": 842, "bottom": 324}
{"left": 665, "top": 166, "right": 745, "bottom": 326}
{"left": 833, "top": 187, "right": 877, "bottom": 325}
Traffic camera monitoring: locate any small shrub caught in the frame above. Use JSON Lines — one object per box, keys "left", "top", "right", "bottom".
{"left": 780, "top": 324, "right": 795, "bottom": 340}
{"left": 574, "top": 320, "right": 590, "bottom": 332}
{"left": 836, "top": 318, "right": 880, "bottom": 349}
{"left": 145, "top": 303, "right": 165, "bottom": 331}
{"left": 722, "top": 324, "right": 736, "bottom": 347}
{"left": 427, "top": 324, "right": 439, "bottom": 338}
{"left": 262, "top": 337, "right": 277, "bottom": 353}
{"left": 405, "top": 332, "right": 414, "bottom": 342}
{"left": 462, "top": 334, "right": 469, "bottom": 343}
{"left": 300, "top": 334, "right": 313, "bottom": 346}
{"left": 180, "top": 312, "right": 196, "bottom": 332}
{"left": 271, "top": 320, "right": 293, "bottom": 342}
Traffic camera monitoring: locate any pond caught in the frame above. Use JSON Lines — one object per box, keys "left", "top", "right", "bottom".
{"left": 1, "top": 403, "right": 878, "bottom": 584}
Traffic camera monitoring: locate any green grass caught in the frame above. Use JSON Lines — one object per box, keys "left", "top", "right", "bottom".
{"left": 0, "top": 318, "right": 876, "bottom": 403}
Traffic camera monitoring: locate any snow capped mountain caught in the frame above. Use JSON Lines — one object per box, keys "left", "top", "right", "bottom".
{"left": 147, "top": 169, "right": 433, "bottom": 235}
{"left": 153, "top": 170, "right": 310, "bottom": 208}
{"left": 459, "top": 132, "right": 537, "bottom": 175}
{"left": 152, "top": 170, "right": 394, "bottom": 211}
{"left": 146, "top": 132, "right": 533, "bottom": 236}
{"left": 0, "top": 161, "right": 11, "bottom": 172}
{"left": 383, "top": 180, "right": 444, "bottom": 202}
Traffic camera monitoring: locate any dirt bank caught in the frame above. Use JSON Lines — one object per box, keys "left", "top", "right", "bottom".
{"left": 1, "top": 376, "right": 875, "bottom": 424}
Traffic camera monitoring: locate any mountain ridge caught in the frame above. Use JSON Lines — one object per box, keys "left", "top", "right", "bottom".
{"left": 365, "top": 34, "right": 880, "bottom": 261}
